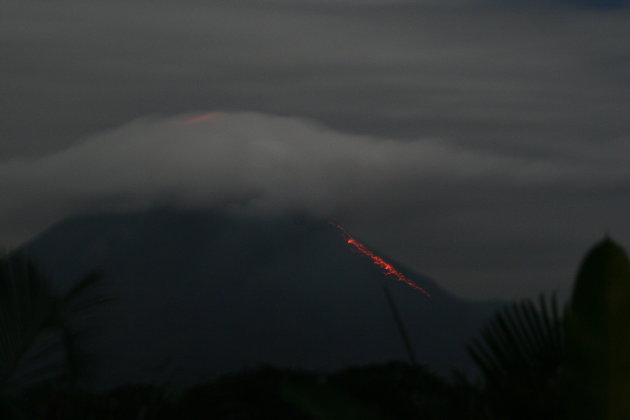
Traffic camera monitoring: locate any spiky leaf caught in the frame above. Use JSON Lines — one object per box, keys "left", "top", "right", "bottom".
{"left": 467, "top": 294, "right": 564, "bottom": 419}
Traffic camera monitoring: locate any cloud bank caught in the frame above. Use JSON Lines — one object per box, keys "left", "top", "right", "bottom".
{"left": 2, "top": 0, "right": 628, "bottom": 298}
{"left": 2, "top": 113, "right": 629, "bottom": 298}
{"left": 2, "top": 1, "right": 628, "bottom": 159}
{"left": 0, "top": 112, "right": 620, "bottom": 219}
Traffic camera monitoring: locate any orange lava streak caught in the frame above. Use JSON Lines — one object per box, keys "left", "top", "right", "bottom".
{"left": 330, "top": 222, "right": 430, "bottom": 297}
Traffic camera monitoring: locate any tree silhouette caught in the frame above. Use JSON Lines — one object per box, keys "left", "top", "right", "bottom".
{"left": 467, "top": 294, "right": 564, "bottom": 419}
{"left": 0, "top": 254, "right": 107, "bottom": 416}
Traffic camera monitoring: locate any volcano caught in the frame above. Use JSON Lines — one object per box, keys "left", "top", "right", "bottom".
{"left": 17, "top": 208, "right": 501, "bottom": 387}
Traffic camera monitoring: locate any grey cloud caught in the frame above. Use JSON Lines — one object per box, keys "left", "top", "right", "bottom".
{"left": 501, "top": 0, "right": 629, "bottom": 9}
{"left": 2, "top": 1, "right": 628, "bottom": 157}
{"left": 1, "top": 0, "right": 629, "bottom": 299}
{"left": 1, "top": 113, "right": 629, "bottom": 298}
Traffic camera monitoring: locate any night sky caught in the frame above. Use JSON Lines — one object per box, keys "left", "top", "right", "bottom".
{"left": 2, "top": 0, "right": 629, "bottom": 299}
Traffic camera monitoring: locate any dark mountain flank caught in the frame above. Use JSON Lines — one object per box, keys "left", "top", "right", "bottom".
{"left": 18, "top": 208, "right": 501, "bottom": 387}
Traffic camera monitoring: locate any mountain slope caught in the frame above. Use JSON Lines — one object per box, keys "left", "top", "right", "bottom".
{"left": 18, "top": 208, "right": 501, "bottom": 387}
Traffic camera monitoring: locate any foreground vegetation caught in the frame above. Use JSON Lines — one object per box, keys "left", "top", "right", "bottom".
{"left": 1, "top": 237, "right": 629, "bottom": 419}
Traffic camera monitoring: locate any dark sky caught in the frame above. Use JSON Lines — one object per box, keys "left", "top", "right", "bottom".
{"left": 1, "top": 0, "right": 629, "bottom": 299}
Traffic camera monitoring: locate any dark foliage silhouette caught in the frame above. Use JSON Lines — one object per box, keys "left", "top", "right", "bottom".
{"left": 0, "top": 255, "right": 107, "bottom": 417}
{"left": 466, "top": 294, "right": 564, "bottom": 419}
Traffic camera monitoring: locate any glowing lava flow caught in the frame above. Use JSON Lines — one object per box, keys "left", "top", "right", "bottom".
{"left": 330, "top": 222, "right": 430, "bottom": 297}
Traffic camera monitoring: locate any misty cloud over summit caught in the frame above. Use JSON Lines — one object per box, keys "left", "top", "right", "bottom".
{"left": 2, "top": 113, "right": 629, "bottom": 298}
{"left": 2, "top": 0, "right": 628, "bottom": 298}
{"left": 0, "top": 112, "right": 609, "bottom": 218}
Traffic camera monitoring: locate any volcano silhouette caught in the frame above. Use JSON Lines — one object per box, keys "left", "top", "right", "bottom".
{"left": 18, "top": 208, "right": 500, "bottom": 387}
